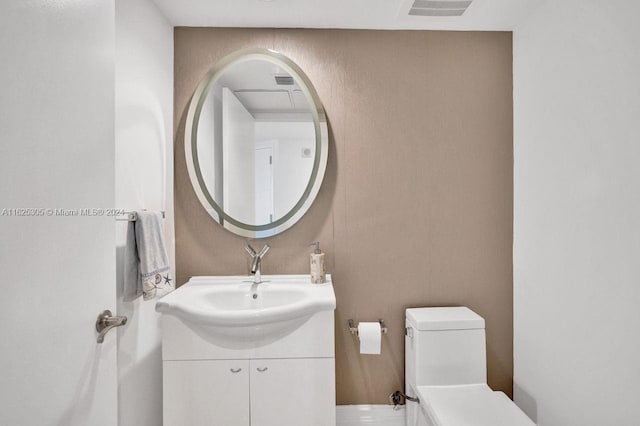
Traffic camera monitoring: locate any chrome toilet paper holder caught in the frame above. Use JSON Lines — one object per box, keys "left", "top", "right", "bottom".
{"left": 348, "top": 319, "right": 388, "bottom": 335}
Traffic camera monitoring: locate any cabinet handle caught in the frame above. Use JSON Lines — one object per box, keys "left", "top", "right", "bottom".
{"left": 257, "top": 367, "right": 268, "bottom": 372}
{"left": 230, "top": 368, "right": 242, "bottom": 373}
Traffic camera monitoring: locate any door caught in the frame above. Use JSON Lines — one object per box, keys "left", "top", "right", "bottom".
{"left": 163, "top": 360, "right": 250, "bottom": 426}
{"left": 254, "top": 142, "right": 275, "bottom": 224}
{"left": 0, "top": 1, "right": 118, "bottom": 425}
{"left": 250, "top": 358, "right": 336, "bottom": 426}
{"left": 222, "top": 87, "right": 256, "bottom": 224}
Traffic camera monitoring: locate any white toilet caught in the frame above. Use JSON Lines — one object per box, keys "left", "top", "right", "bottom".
{"left": 405, "top": 307, "right": 535, "bottom": 426}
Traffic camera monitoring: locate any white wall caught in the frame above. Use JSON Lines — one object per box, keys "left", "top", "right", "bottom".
{"left": 115, "top": 0, "right": 174, "bottom": 425}
{"left": 0, "top": 1, "right": 117, "bottom": 424}
{"left": 514, "top": 1, "right": 640, "bottom": 425}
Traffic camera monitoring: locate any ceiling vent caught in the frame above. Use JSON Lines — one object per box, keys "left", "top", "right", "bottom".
{"left": 408, "top": 0, "right": 472, "bottom": 17}
{"left": 274, "top": 75, "right": 294, "bottom": 86}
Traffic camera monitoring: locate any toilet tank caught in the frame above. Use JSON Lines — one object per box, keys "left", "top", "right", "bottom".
{"left": 405, "top": 307, "right": 487, "bottom": 393}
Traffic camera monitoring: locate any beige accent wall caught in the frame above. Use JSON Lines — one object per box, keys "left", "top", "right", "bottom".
{"left": 174, "top": 28, "right": 513, "bottom": 404}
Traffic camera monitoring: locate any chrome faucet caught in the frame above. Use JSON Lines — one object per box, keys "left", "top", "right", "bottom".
{"left": 244, "top": 243, "right": 270, "bottom": 284}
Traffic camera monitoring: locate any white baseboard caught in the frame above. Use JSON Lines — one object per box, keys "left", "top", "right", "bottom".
{"left": 337, "top": 405, "right": 406, "bottom": 426}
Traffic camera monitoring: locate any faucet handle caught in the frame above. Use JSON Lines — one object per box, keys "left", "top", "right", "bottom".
{"left": 257, "top": 244, "right": 270, "bottom": 258}
{"left": 245, "top": 244, "right": 257, "bottom": 257}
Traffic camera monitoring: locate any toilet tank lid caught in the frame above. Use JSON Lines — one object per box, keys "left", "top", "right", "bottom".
{"left": 406, "top": 307, "right": 485, "bottom": 331}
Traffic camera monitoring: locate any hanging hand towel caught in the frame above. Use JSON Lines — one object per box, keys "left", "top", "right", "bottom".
{"left": 123, "top": 211, "right": 173, "bottom": 301}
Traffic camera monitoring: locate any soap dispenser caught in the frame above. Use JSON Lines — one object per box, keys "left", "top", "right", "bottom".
{"left": 309, "top": 241, "right": 326, "bottom": 284}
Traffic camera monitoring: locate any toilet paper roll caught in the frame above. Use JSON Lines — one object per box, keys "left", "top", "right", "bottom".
{"left": 358, "top": 322, "right": 382, "bottom": 355}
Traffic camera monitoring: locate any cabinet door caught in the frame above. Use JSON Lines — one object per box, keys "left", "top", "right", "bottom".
{"left": 250, "top": 358, "right": 336, "bottom": 426}
{"left": 163, "top": 360, "right": 250, "bottom": 426}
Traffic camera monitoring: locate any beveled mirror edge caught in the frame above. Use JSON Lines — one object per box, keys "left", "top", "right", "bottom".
{"left": 184, "top": 48, "right": 329, "bottom": 239}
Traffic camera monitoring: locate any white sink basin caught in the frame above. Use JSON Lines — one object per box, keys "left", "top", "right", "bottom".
{"left": 156, "top": 275, "right": 335, "bottom": 343}
{"left": 204, "top": 287, "right": 307, "bottom": 311}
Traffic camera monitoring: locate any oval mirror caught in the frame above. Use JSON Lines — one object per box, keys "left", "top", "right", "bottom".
{"left": 185, "top": 48, "right": 329, "bottom": 238}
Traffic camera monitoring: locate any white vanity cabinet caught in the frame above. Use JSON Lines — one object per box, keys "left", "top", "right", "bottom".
{"left": 249, "top": 358, "right": 335, "bottom": 426}
{"left": 163, "top": 357, "right": 335, "bottom": 426}
{"left": 158, "top": 276, "right": 337, "bottom": 426}
{"left": 164, "top": 360, "right": 250, "bottom": 426}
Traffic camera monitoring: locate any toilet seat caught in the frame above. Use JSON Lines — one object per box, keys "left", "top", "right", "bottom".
{"left": 416, "top": 384, "right": 535, "bottom": 426}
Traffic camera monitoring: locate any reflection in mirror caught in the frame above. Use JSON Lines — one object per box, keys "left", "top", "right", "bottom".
{"left": 197, "top": 59, "right": 315, "bottom": 225}
{"left": 185, "top": 49, "right": 328, "bottom": 238}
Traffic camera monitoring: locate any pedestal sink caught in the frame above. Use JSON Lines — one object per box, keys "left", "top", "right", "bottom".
{"left": 156, "top": 275, "right": 336, "bottom": 344}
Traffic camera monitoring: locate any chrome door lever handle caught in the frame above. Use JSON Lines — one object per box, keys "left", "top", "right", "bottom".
{"left": 96, "top": 310, "right": 127, "bottom": 343}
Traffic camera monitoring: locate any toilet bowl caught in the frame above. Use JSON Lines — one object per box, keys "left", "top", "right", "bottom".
{"left": 405, "top": 307, "right": 535, "bottom": 426}
{"left": 416, "top": 384, "right": 533, "bottom": 426}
